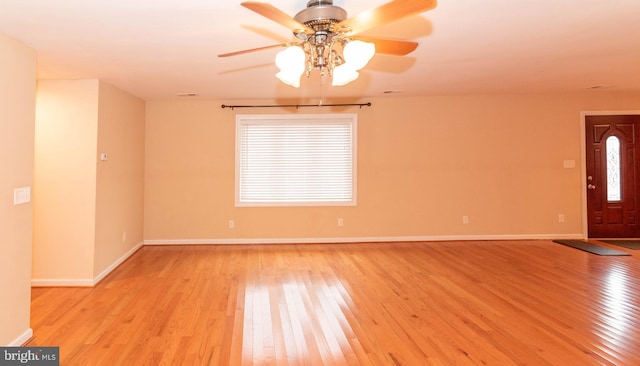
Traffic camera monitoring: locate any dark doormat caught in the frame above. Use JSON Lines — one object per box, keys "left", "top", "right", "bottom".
{"left": 553, "top": 240, "right": 631, "bottom": 256}
{"left": 598, "top": 240, "right": 640, "bottom": 250}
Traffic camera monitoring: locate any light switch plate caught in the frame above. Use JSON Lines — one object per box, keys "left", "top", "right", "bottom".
{"left": 14, "top": 187, "right": 31, "bottom": 205}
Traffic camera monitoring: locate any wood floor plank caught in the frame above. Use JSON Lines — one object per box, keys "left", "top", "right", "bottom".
{"left": 27, "top": 241, "right": 640, "bottom": 365}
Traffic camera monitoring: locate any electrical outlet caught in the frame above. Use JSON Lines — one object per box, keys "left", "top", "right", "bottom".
{"left": 337, "top": 218, "right": 344, "bottom": 227}
{"left": 462, "top": 215, "right": 469, "bottom": 224}
{"left": 122, "top": 232, "right": 127, "bottom": 242}
{"left": 558, "top": 214, "right": 565, "bottom": 223}
{"left": 228, "top": 219, "right": 235, "bottom": 229}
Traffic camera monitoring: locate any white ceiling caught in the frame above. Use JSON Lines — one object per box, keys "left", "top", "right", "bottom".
{"left": 1, "top": 0, "right": 639, "bottom": 101}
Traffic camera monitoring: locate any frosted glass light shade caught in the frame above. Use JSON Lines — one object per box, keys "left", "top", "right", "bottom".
{"left": 343, "top": 40, "right": 375, "bottom": 70}
{"left": 332, "top": 64, "right": 359, "bottom": 86}
{"left": 275, "top": 46, "right": 306, "bottom": 88}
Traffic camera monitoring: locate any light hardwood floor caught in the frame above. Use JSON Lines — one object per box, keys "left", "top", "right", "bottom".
{"left": 27, "top": 240, "right": 640, "bottom": 365}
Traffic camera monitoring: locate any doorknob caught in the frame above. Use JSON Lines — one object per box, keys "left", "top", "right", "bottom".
{"left": 587, "top": 175, "right": 593, "bottom": 181}
{"left": 588, "top": 184, "right": 596, "bottom": 190}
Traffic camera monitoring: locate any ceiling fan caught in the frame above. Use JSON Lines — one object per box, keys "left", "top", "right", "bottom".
{"left": 218, "top": 0, "right": 438, "bottom": 87}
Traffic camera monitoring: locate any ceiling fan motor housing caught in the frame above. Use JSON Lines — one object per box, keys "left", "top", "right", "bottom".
{"left": 294, "top": 0, "right": 347, "bottom": 31}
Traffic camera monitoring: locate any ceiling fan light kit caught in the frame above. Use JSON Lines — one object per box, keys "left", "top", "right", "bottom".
{"left": 276, "top": 37, "right": 375, "bottom": 88}
{"left": 342, "top": 40, "right": 376, "bottom": 70}
{"left": 220, "top": 0, "right": 438, "bottom": 88}
{"left": 275, "top": 45, "right": 306, "bottom": 87}
{"left": 332, "top": 63, "right": 359, "bottom": 86}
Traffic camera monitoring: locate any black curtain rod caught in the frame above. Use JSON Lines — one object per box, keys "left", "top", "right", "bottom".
{"left": 221, "top": 102, "right": 371, "bottom": 110}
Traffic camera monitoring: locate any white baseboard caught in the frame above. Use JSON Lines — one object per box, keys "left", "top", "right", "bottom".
{"left": 31, "top": 241, "right": 143, "bottom": 287}
{"left": 30, "top": 278, "right": 95, "bottom": 287}
{"left": 93, "top": 241, "right": 143, "bottom": 285}
{"left": 144, "top": 233, "right": 584, "bottom": 246}
{"left": 7, "top": 328, "right": 33, "bottom": 346}
{"left": 31, "top": 235, "right": 583, "bottom": 287}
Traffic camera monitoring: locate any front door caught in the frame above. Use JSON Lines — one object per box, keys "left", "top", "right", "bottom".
{"left": 585, "top": 115, "right": 640, "bottom": 238}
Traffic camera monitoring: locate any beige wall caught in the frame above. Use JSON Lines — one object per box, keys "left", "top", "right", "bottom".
{"left": 34, "top": 79, "right": 145, "bottom": 285}
{"left": 34, "top": 80, "right": 99, "bottom": 283}
{"left": 94, "top": 82, "right": 145, "bottom": 278}
{"left": 0, "top": 34, "right": 36, "bottom": 345}
{"left": 144, "top": 93, "right": 640, "bottom": 242}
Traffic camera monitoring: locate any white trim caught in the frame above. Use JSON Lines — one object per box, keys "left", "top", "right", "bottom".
{"left": 31, "top": 241, "right": 144, "bottom": 287}
{"left": 93, "top": 241, "right": 144, "bottom": 285}
{"left": 30, "top": 233, "right": 585, "bottom": 286}
{"left": 7, "top": 328, "right": 33, "bottom": 346}
{"left": 580, "top": 110, "right": 640, "bottom": 239}
{"left": 144, "top": 233, "right": 584, "bottom": 246}
{"left": 30, "top": 278, "right": 95, "bottom": 287}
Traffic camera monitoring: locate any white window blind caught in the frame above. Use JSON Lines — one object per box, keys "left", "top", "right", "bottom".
{"left": 236, "top": 114, "right": 357, "bottom": 206}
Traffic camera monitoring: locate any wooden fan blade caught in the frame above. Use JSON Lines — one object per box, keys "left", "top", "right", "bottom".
{"left": 351, "top": 36, "right": 418, "bottom": 56}
{"left": 218, "top": 43, "right": 290, "bottom": 58}
{"left": 241, "top": 2, "right": 314, "bottom": 34}
{"left": 336, "top": 0, "right": 437, "bottom": 35}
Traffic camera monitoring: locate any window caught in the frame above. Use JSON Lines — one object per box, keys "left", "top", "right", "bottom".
{"left": 606, "top": 135, "right": 621, "bottom": 202}
{"left": 236, "top": 114, "right": 357, "bottom": 206}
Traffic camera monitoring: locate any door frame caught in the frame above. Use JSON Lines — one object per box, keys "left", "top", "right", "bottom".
{"left": 581, "top": 110, "right": 640, "bottom": 238}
